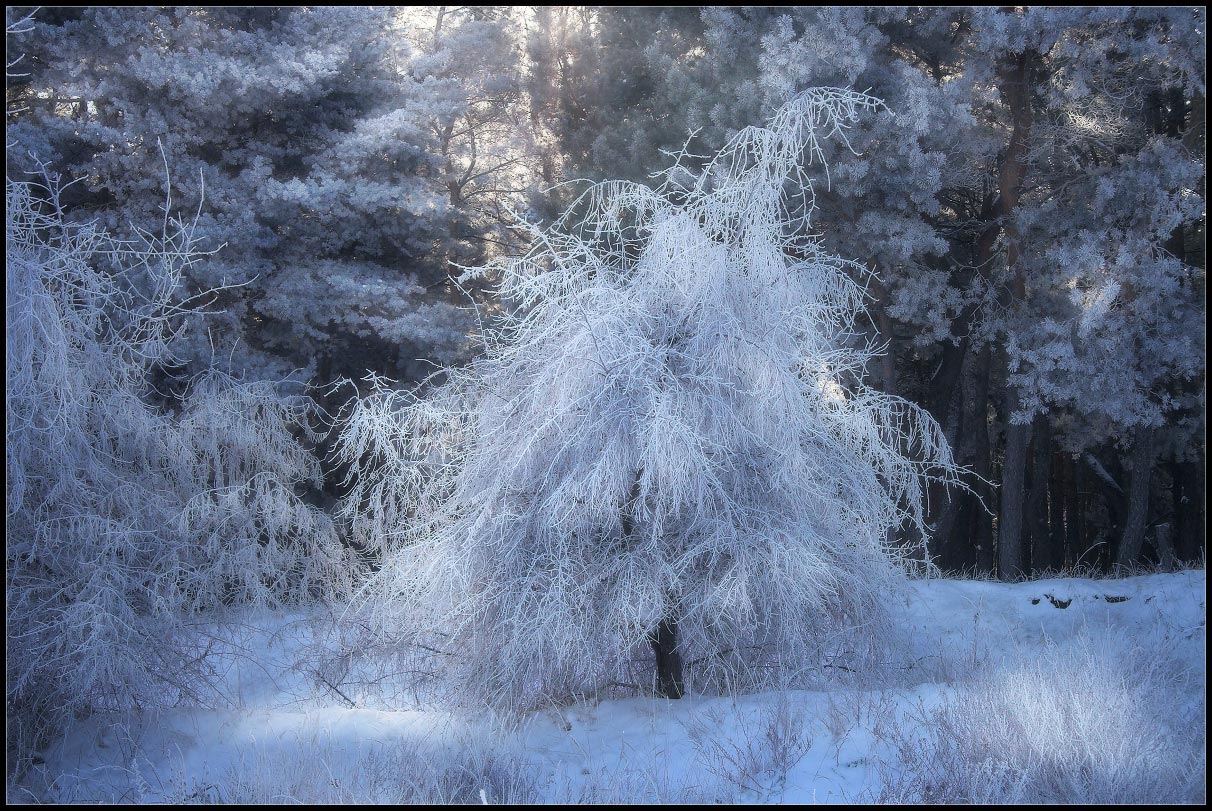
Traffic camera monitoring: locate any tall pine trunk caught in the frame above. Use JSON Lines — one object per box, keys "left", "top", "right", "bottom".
{"left": 868, "top": 270, "right": 898, "bottom": 398}
{"left": 1116, "top": 427, "right": 1155, "bottom": 568}
{"left": 1049, "top": 450, "right": 1069, "bottom": 567}
{"left": 1170, "top": 458, "right": 1206, "bottom": 562}
{"left": 1070, "top": 461, "right": 1087, "bottom": 566}
{"left": 971, "top": 345, "right": 996, "bottom": 573}
{"left": 999, "top": 408, "right": 1033, "bottom": 579}
{"left": 1027, "top": 415, "right": 1053, "bottom": 573}
{"left": 995, "top": 48, "right": 1036, "bottom": 580}
{"left": 940, "top": 197, "right": 1001, "bottom": 572}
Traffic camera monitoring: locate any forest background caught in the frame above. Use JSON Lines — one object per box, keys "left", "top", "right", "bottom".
{"left": 7, "top": 6, "right": 1206, "bottom": 578}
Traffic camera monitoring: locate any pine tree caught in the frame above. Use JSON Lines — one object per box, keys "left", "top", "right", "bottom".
{"left": 5, "top": 7, "right": 505, "bottom": 383}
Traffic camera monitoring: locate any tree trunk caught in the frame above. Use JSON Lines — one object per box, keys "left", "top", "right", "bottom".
{"left": 1049, "top": 450, "right": 1067, "bottom": 568}
{"left": 925, "top": 337, "right": 968, "bottom": 570}
{"left": 621, "top": 470, "right": 684, "bottom": 698}
{"left": 994, "top": 47, "right": 1036, "bottom": 581}
{"left": 1026, "top": 415, "right": 1053, "bottom": 573}
{"left": 1153, "top": 522, "right": 1178, "bottom": 571}
{"left": 1070, "top": 461, "right": 1087, "bottom": 567}
{"left": 648, "top": 614, "right": 684, "bottom": 699}
{"left": 1116, "top": 427, "right": 1155, "bottom": 568}
{"left": 999, "top": 408, "right": 1032, "bottom": 580}
{"left": 971, "top": 345, "right": 996, "bottom": 573}
{"left": 1170, "top": 458, "right": 1206, "bottom": 562}
{"left": 931, "top": 423, "right": 964, "bottom": 572}
{"left": 943, "top": 194, "right": 1003, "bottom": 574}
{"left": 867, "top": 270, "right": 898, "bottom": 397}
{"left": 928, "top": 338, "right": 969, "bottom": 427}
{"left": 942, "top": 343, "right": 981, "bottom": 572}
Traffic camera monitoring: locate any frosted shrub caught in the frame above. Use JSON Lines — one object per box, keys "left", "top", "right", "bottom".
{"left": 5, "top": 175, "right": 352, "bottom": 770}
{"left": 878, "top": 637, "right": 1206, "bottom": 804}
{"left": 337, "top": 88, "right": 960, "bottom": 710}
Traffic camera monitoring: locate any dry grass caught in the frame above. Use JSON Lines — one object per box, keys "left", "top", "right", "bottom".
{"left": 877, "top": 636, "right": 1206, "bottom": 804}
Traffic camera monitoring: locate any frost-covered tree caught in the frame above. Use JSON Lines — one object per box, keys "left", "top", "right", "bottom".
{"left": 551, "top": 8, "right": 1206, "bottom": 576}
{"left": 5, "top": 7, "right": 491, "bottom": 383}
{"left": 684, "top": 8, "right": 1205, "bottom": 575}
{"left": 337, "top": 89, "right": 960, "bottom": 708}
{"left": 5, "top": 168, "right": 354, "bottom": 770}
{"left": 542, "top": 8, "right": 986, "bottom": 561}
{"left": 539, "top": 7, "right": 707, "bottom": 188}
{"left": 399, "top": 7, "right": 537, "bottom": 266}
{"left": 947, "top": 7, "right": 1206, "bottom": 574}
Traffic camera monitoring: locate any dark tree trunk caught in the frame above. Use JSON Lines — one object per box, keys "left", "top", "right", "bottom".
{"left": 1080, "top": 450, "right": 1127, "bottom": 570}
{"left": 1049, "top": 450, "right": 1067, "bottom": 569}
{"left": 994, "top": 47, "right": 1036, "bottom": 581}
{"left": 1070, "top": 461, "right": 1087, "bottom": 567}
{"left": 931, "top": 451, "right": 965, "bottom": 571}
{"left": 1170, "top": 459, "right": 1206, "bottom": 562}
{"left": 648, "top": 614, "right": 684, "bottom": 699}
{"left": 867, "top": 270, "right": 898, "bottom": 397}
{"left": 925, "top": 338, "right": 968, "bottom": 571}
{"left": 941, "top": 344, "right": 980, "bottom": 572}
{"left": 934, "top": 184, "right": 1002, "bottom": 572}
{"left": 1153, "top": 522, "right": 1178, "bottom": 571}
{"left": 945, "top": 200, "right": 1004, "bottom": 574}
{"left": 928, "top": 339, "right": 969, "bottom": 427}
{"left": 999, "top": 409, "right": 1032, "bottom": 580}
{"left": 622, "top": 470, "right": 684, "bottom": 699}
{"left": 971, "top": 345, "right": 996, "bottom": 573}
{"left": 1026, "top": 415, "right": 1053, "bottom": 573}
{"left": 1168, "top": 461, "right": 1185, "bottom": 554}
{"left": 1116, "top": 427, "right": 1155, "bottom": 568}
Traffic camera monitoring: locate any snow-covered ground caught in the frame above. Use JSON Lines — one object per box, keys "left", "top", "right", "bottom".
{"left": 20, "top": 569, "right": 1206, "bottom": 804}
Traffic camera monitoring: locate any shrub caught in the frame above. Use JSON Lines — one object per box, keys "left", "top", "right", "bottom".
{"left": 6, "top": 173, "right": 353, "bottom": 773}
{"left": 877, "top": 636, "right": 1206, "bottom": 804}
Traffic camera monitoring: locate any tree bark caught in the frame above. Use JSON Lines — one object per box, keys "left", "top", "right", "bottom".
{"left": 940, "top": 196, "right": 1002, "bottom": 573}
{"left": 924, "top": 338, "right": 967, "bottom": 571}
{"left": 928, "top": 339, "right": 969, "bottom": 427}
{"left": 1116, "top": 427, "right": 1155, "bottom": 568}
{"left": 1049, "top": 451, "right": 1069, "bottom": 567}
{"left": 1170, "top": 458, "right": 1206, "bottom": 562}
{"left": 995, "top": 47, "right": 1036, "bottom": 581}
{"left": 1153, "top": 522, "right": 1178, "bottom": 571}
{"left": 1026, "top": 415, "right": 1053, "bottom": 573}
{"left": 1070, "top": 461, "right": 1087, "bottom": 566}
{"left": 971, "top": 345, "right": 996, "bottom": 573}
{"left": 999, "top": 409, "right": 1032, "bottom": 579}
{"left": 648, "top": 614, "right": 684, "bottom": 699}
{"left": 867, "top": 270, "right": 898, "bottom": 397}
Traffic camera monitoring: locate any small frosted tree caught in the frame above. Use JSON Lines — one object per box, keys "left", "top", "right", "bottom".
{"left": 6, "top": 169, "right": 353, "bottom": 770}
{"left": 338, "top": 88, "right": 959, "bottom": 708}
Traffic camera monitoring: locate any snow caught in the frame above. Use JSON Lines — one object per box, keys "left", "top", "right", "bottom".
{"left": 24, "top": 569, "right": 1205, "bottom": 803}
{"left": 903, "top": 569, "right": 1206, "bottom": 669}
